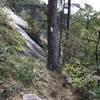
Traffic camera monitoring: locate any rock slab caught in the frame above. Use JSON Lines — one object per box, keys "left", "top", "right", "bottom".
{"left": 23, "top": 94, "right": 42, "bottom": 100}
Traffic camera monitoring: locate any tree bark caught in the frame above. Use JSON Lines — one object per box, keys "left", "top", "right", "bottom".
{"left": 67, "top": 0, "right": 71, "bottom": 32}
{"left": 63, "top": 0, "right": 71, "bottom": 63}
{"left": 95, "top": 31, "right": 100, "bottom": 75}
{"left": 47, "top": 0, "right": 59, "bottom": 70}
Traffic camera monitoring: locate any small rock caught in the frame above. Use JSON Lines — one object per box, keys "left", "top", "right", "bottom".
{"left": 33, "top": 69, "right": 37, "bottom": 73}
{"left": 23, "top": 94, "right": 42, "bottom": 100}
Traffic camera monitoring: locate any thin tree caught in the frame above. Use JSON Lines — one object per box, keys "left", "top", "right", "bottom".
{"left": 95, "top": 31, "right": 100, "bottom": 75}
{"left": 59, "top": 0, "right": 64, "bottom": 64}
{"left": 47, "top": 0, "right": 59, "bottom": 70}
{"left": 63, "top": 0, "right": 71, "bottom": 63}
{"left": 67, "top": 0, "right": 71, "bottom": 31}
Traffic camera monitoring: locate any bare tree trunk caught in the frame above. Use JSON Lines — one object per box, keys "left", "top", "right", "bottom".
{"left": 95, "top": 31, "right": 100, "bottom": 75}
{"left": 86, "top": 15, "right": 90, "bottom": 29}
{"left": 59, "top": 0, "right": 64, "bottom": 65}
{"left": 95, "top": 31, "right": 100, "bottom": 86}
{"left": 63, "top": 0, "right": 71, "bottom": 64}
{"left": 67, "top": 0, "right": 71, "bottom": 32}
{"left": 47, "top": 0, "right": 59, "bottom": 70}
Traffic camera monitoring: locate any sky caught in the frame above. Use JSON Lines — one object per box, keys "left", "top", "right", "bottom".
{"left": 42, "top": 0, "right": 100, "bottom": 12}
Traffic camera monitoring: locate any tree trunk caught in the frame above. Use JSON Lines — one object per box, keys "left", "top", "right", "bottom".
{"left": 67, "top": 0, "right": 71, "bottom": 32}
{"left": 63, "top": 0, "right": 71, "bottom": 63}
{"left": 95, "top": 31, "right": 100, "bottom": 75}
{"left": 59, "top": 0, "right": 64, "bottom": 64}
{"left": 47, "top": 0, "right": 59, "bottom": 70}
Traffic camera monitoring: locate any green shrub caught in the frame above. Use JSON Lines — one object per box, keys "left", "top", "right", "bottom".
{"left": 0, "top": 49, "right": 35, "bottom": 86}
{"left": 63, "top": 59, "right": 97, "bottom": 100}
{"left": 94, "top": 86, "right": 100, "bottom": 100}
{"left": 0, "top": 14, "right": 34, "bottom": 86}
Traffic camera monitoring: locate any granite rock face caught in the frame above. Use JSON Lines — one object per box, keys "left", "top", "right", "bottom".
{"left": 23, "top": 94, "right": 42, "bottom": 100}
{"left": 2, "top": 7, "right": 46, "bottom": 61}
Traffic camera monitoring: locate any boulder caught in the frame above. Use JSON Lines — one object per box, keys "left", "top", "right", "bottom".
{"left": 23, "top": 94, "right": 42, "bottom": 100}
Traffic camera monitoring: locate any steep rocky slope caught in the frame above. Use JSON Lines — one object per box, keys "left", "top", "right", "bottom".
{"left": 0, "top": 7, "right": 80, "bottom": 100}
{"left": 1, "top": 7, "right": 46, "bottom": 61}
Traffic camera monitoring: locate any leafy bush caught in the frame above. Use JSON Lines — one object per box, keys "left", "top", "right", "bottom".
{"left": 0, "top": 47, "right": 35, "bottom": 86}
{"left": 94, "top": 86, "right": 100, "bottom": 100}
{"left": 63, "top": 59, "right": 97, "bottom": 100}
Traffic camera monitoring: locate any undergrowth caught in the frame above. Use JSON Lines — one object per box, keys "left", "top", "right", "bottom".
{"left": 0, "top": 14, "right": 35, "bottom": 86}
{"left": 63, "top": 58, "right": 98, "bottom": 100}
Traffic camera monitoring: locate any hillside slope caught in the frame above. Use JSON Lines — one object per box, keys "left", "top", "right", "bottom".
{"left": 11, "top": 62, "right": 79, "bottom": 100}
{"left": 0, "top": 8, "right": 80, "bottom": 100}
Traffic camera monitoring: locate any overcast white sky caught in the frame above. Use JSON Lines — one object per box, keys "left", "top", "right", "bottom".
{"left": 42, "top": 0, "right": 100, "bottom": 12}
